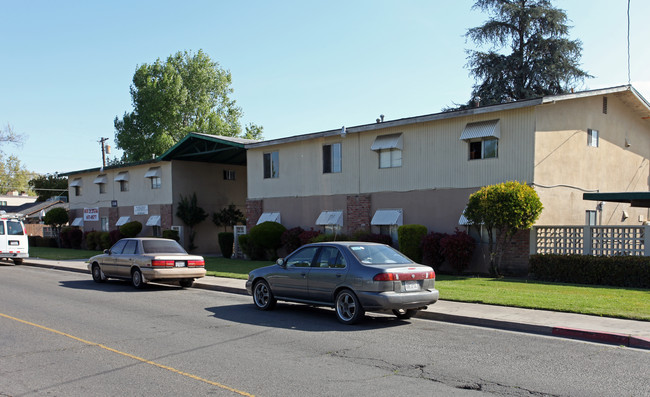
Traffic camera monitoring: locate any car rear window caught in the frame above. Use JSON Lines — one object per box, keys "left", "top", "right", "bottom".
{"left": 349, "top": 244, "right": 413, "bottom": 265}
{"left": 7, "top": 220, "right": 24, "bottom": 235}
{"left": 142, "top": 240, "right": 187, "bottom": 254}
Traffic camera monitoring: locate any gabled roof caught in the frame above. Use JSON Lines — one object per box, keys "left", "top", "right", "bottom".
{"left": 158, "top": 132, "right": 256, "bottom": 165}
{"left": 246, "top": 85, "right": 650, "bottom": 149}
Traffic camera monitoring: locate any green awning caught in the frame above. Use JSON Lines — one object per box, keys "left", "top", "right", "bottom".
{"left": 583, "top": 192, "right": 650, "bottom": 208}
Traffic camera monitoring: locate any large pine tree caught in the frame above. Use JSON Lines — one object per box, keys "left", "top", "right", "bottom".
{"left": 463, "top": 0, "right": 590, "bottom": 107}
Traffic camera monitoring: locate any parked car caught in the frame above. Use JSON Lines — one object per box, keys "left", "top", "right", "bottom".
{"left": 0, "top": 213, "right": 29, "bottom": 265}
{"left": 88, "top": 238, "right": 206, "bottom": 289}
{"left": 246, "top": 242, "right": 439, "bottom": 324}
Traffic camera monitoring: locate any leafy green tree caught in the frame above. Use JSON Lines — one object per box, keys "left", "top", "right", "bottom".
{"left": 176, "top": 192, "right": 208, "bottom": 251}
{"left": 28, "top": 174, "right": 69, "bottom": 202}
{"left": 464, "top": 181, "right": 543, "bottom": 276}
{"left": 212, "top": 203, "right": 246, "bottom": 232}
{"left": 0, "top": 154, "right": 35, "bottom": 194}
{"left": 43, "top": 207, "right": 69, "bottom": 248}
{"left": 460, "top": 0, "right": 590, "bottom": 108}
{"left": 114, "top": 49, "right": 263, "bottom": 161}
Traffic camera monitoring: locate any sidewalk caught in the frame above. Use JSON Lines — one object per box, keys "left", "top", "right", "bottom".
{"left": 21, "top": 258, "right": 650, "bottom": 350}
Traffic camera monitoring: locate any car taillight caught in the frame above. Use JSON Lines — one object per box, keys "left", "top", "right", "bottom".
{"left": 152, "top": 260, "right": 174, "bottom": 267}
{"left": 188, "top": 260, "right": 204, "bottom": 267}
{"left": 373, "top": 273, "right": 396, "bottom": 281}
{"left": 373, "top": 271, "right": 436, "bottom": 281}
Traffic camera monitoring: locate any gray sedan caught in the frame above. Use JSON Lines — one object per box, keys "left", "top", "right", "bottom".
{"left": 246, "top": 242, "right": 439, "bottom": 324}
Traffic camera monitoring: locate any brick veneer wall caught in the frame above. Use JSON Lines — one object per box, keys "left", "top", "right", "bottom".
{"left": 346, "top": 195, "right": 371, "bottom": 233}
{"left": 246, "top": 199, "right": 263, "bottom": 231}
{"left": 500, "top": 229, "right": 531, "bottom": 276}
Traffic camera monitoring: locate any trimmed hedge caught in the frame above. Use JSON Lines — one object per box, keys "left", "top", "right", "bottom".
{"left": 529, "top": 254, "right": 650, "bottom": 288}
{"left": 120, "top": 221, "right": 142, "bottom": 238}
{"left": 440, "top": 229, "right": 476, "bottom": 274}
{"left": 397, "top": 224, "right": 427, "bottom": 263}
{"left": 218, "top": 232, "right": 234, "bottom": 259}
{"left": 247, "top": 221, "right": 287, "bottom": 260}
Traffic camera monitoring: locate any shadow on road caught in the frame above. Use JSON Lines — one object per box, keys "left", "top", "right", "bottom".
{"left": 58, "top": 279, "right": 182, "bottom": 292}
{"left": 205, "top": 302, "right": 411, "bottom": 332}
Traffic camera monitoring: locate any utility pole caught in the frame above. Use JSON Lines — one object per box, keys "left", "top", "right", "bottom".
{"left": 99, "top": 137, "right": 109, "bottom": 167}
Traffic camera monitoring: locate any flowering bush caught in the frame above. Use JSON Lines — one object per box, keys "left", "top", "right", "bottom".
{"left": 440, "top": 229, "right": 476, "bottom": 274}
{"left": 421, "top": 232, "right": 448, "bottom": 269}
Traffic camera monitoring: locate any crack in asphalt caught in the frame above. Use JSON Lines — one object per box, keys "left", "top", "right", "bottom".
{"left": 327, "top": 350, "right": 564, "bottom": 396}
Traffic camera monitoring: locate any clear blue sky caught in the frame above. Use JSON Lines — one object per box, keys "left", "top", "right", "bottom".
{"left": 1, "top": 0, "right": 648, "bottom": 175}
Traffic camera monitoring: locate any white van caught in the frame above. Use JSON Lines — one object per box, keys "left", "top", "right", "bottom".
{"left": 0, "top": 214, "right": 29, "bottom": 265}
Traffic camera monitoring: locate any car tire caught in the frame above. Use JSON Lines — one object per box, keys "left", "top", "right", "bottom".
{"left": 13, "top": 258, "right": 23, "bottom": 265}
{"left": 392, "top": 309, "right": 418, "bottom": 319}
{"left": 179, "top": 279, "right": 193, "bottom": 288}
{"left": 253, "top": 280, "right": 276, "bottom": 310}
{"left": 335, "top": 289, "right": 364, "bottom": 325}
{"left": 131, "top": 268, "right": 146, "bottom": 289}
{"left": 91, "top": 263, "right": 106, "bottom": 283}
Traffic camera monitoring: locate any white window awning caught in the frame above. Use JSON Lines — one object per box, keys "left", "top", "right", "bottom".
{"left": 371, "top": 209, "right": 403, "bottom": 226}
{"left": 458, "top": 208, "right": 482, "bottom": 225}
{"left": 116, "top": 216, "right": 130, "bottom": 226}
{"left": 144, "top": 167, "right": 161, "bottom": 178}
{"left": 460, "top": 119, "right": 500, "bottom": 140}
{"left": 257, "top": 212, "right": 281, "bottom": 225}
{"left": 146, "top": 215, "right": 161, "bottom": 227}
{"left": 114, "top": 172, "right": 129, "bottom": 182}
{"left": 316, "top": 210, "right": 343, "bottom": 226}
{"left": 371, "top": 133, "right": 403, "bottom": 151}
{"left": 70, "top": 217, "right": 83, "bottom": 226}
{"left": 69, "top": 178, "right": 83, "bottom": 187}
{"left": 93, "top": 175, "right": 108, "bottom": 184}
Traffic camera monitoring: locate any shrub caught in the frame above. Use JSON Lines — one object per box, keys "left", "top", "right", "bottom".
{"left": 85, "top": 231, "right": 98, "bottom": 250}
{"left": 350, "top": 230, "right": 393, "bottom": 246}
{"left": 440, "top": 229, "right": 476, "bottom": 274}
{"left": 109, "top": 229, "right": 123, "bottom": 246}
{"left": 69, "top": 228, "right": 83, "bottom": 249}
{"left": 120, "top": 221, "right": 142, "bottom": 238}
{"left": 162, "top": 229, "right": 180, "bottom": 242}
{"left": 421, "top": 232, "right": 449, "bottom": 269}
{"left": 28, "top": 235, "right": 45, "bottom": 247}
{"left": 59, "top": 227, "right": 73, "bottom": 248}
{"left": 310, "top": 233, "right": 350, "bottom": 243}
{"left": 397, "top": 224, "right": 428, "bottom": 262}
{"left": 99, "top": 232, "right": 112, "bottom": 250}
{"left": 281, "top": 227, "right": 304, "bottom": 254}
{"left": 238, "top": 234, "right": 250, "bottom": 257}
{"left": 529, "top": 254, "right": 650, "bottom": 288}
{"left": 299, "top": 229, "right": 321, "bottom": 245}
{"left": 248, "top": 221, "right": 287, "bottom": 260}
{"left": 218, "top": 232, "right": 234, "bottom": 259}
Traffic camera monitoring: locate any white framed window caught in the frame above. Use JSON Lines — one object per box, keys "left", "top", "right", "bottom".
{"left": 114, "top": 172, "right": 129, "bottom": 192}
{"left": 323, "top": 143, "right": 342, "bottom": 173}
{"left": 101, "top": 217, "right": 109, "bottom": 232}
{"left": 99, "top": 184, "right": 106, "bottom": 194}
{"left": 263, "top": 151, "right": 279, "bottom": 179}
{"left": 150, "top": 176, "right": 161, "bottom": 189}
{"left": 588, "top": 129, "right": 599, "bottom": 147}
{"left": 379, "top": 149, "right": 402, "bottom": 168}
{"left": 223, "top": 170, "right": 236, "bottom": 180}
{"left": 469, "top": 138, "right": 498, "bottom": 160}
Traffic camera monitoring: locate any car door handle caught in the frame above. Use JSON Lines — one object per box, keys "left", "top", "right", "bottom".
{"left": 336, "top": 274, "right": 343, "bottom": 278}
{"left": 300, "top": 273, "right": 307, "bottom": 278}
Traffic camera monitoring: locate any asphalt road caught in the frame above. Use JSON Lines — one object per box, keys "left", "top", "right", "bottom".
{"left": 1, "top": 265, "right": 648, "bottom": 397}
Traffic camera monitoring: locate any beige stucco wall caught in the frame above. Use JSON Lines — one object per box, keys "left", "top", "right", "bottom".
{"left": 247, "top": 107, "right": 537, "bottom": 200}
{"left": 533, "top": 94, "right": 650, "bottom": 225}
{"left": 171, "top": 160, "right": 248, "bottom": 254}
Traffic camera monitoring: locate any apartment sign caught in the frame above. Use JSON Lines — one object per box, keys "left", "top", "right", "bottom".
{"left": 134, "top": 205, "right": 149, "bottom": 215}
{"left": 83, "top": 208, "right": 99, "bottom": 221}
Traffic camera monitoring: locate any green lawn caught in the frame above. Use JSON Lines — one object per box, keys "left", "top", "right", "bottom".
{"left": 29, "top": 248, "right": 649, "bottom": 321}
{"left": 30, "top": 246, "right": 101, "bottom": 260}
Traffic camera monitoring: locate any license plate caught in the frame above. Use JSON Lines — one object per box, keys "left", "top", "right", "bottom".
{"left": 404, "top": 280, "right": 419, "bottom": 291}
{"left": 175, "top": 261, "right": 186, "bottom": 267}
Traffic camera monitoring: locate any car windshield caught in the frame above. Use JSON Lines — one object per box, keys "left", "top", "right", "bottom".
{"left": 348, "top": 244, "right": 413, "bottom": 265}
{"left": 142, "top": 239, "right": 187, "bottom": 254}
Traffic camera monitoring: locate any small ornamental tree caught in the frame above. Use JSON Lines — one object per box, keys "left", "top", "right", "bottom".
{"left": 464, "top": 181, "right": 543, "bottom": 276}
{"left": 43, "top": 207, "right": 68, "bottom": 247}
{"left": 212, "top": 203, "right": 246, "bottom": 232}
{"left": 176, "top": 192, "right": 208, "bottom": 251}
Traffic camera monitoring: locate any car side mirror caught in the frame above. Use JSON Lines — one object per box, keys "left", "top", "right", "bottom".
{"left": 104, "top": 249, "right": 110, "bottom": 255}
{"left": 276, "top": 258, "right": 285, "bottom": 267}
